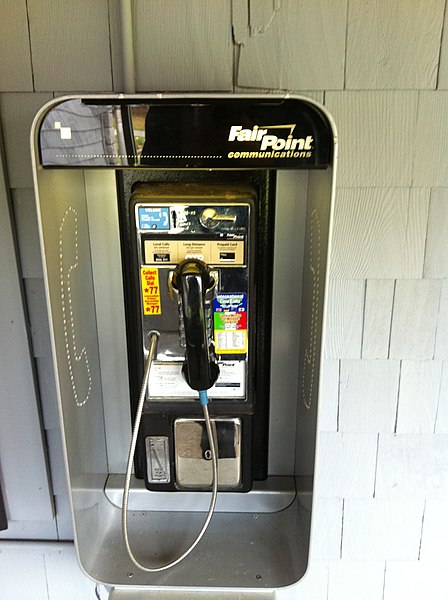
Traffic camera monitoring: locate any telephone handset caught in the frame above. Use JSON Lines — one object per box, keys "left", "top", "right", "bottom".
{"left": 171, "top": 259, "right": 219, "bottom": 391}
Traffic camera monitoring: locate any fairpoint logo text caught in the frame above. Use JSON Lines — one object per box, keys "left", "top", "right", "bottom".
{"left": 227, "top": 124, "right": 313, "bottom": 159}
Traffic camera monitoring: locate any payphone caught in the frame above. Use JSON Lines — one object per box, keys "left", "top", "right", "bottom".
{"left": 32, "top": 94, "right": 337, "bottom": 593}
{"left": 121, "top": 181, "right": 273, "bottom": 493}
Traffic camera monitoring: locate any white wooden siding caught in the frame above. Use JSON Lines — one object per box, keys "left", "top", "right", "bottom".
{"left": 341, "top": 498, "right": 424, "bottom": 560}
{"left": 396, "top": 361, "right": 443, "bottom": 434}
{"left": 324, "top": 279, "right": 365, "bottom": 359}
{"left": 318, "top": 359, "right": 340, "bottom": 431}
{"left": 309, "top": 498, "right": 343, "bottom": 561}
{"left": 362, "top": 280, "right": 394, "bottom": 359}
{"left": 384, "top": 562, "right": 448, "bottom": 600}
{"left": 419, "top": 498, "right": 448, "bottom": 560}
{"left": 315, "top": 432, "right": 377, "bottom": 498}
{"left": 435, "top": 361, "right": 448, "bottom": 433}
{"left": 389, "top": 279, "right": 441, "bottom": 360}
{"left": 328, "top": 561, "right": 386, "bottom": 600}
{"left": 339, "top": 360, "right": 400, "bottom": 433}
{"left": 375, "top": 433, "right": 448, "bottom": 499}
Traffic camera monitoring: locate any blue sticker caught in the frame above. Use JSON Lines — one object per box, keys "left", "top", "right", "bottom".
{"left": 138, "top": 207, "right": 170, "bottom": 230}
{"left": 213, "top": 293, "right": 247, "bottom": 313}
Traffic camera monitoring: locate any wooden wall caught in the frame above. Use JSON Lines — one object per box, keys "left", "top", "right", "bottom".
{"left": 1, "top": 1, "right": 448, "bottom": 598}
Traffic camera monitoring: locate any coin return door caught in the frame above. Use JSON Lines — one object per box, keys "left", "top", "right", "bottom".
{"left": 174, "top": 418, "right": 241, "bottom": 489}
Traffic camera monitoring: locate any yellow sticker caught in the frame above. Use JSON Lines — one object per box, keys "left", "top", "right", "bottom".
{"left": 141, "top": 267, "right": 161, "bottom": 315}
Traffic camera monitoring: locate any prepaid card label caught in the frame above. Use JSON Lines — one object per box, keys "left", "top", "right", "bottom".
{"left": 213, "top": 293, "right": 247, "bottom": 354}
{"left": 141, "top": 267, "right": 161, "bottom": 315}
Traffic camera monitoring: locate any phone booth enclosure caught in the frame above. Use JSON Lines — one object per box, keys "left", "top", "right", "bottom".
{"left": 31, "top": 95, "right": 336, "bottom": 593}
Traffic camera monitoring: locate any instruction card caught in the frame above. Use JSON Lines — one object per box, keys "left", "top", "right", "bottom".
{"left": 213, "top": 293, "right": 247, "bottom": 354}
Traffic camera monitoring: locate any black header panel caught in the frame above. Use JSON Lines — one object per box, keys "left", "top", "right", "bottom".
{"left": 39, "top": 96, "right": 333, "bottom": 170}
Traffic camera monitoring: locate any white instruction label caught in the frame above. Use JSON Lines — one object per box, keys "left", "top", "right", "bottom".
{"left": 147, "top": 361, "right": 245, "bottom": 400}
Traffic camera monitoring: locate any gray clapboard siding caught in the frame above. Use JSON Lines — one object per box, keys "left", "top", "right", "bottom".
{"left": 0, "top": 520, "right": 57, "bottom": 541}
{"left": 339, "top": 360, "right": 400, "bottom": 433}
{"left": 0, "top": 543, "right": 96, "bottom": 598}
{"left": 424, "top": 187, "right": 448, "bottom": 278}
{"left": 362, "top": 280, "right": 394, "bottom": 358}
{"left": 325, "top": 92, "right": 418, "bottom": 187}
{"left": 396, "top": 360, "right": 443, "bottom": 434}
{"left": 414, "top": 92, "right": 448, "bottom": 186}
{"left": 11, "top": 188, "right": 43, "bottom": 278}
{"left": 375, "top": 433, "right": 448, "bottom": 499}
{"left": 248, "top": 0, "right": 282, "bottom": 34}
{"left": 235, "top": 0, "right": 347, "bottom": 90}
{"left": 315, "top": 432, "right": 377, "bottom": 498}
{"left": 45, "top": 430, "right": 67, "bottom": 497}
{"left": 84, "top": 170, "right": 131, "bottom": 473}
{"left": 234, "top": 89, "right": 325, "bottom": 105}
{"left": 437, "top": 4, "right": 448, "bottom": 89}
{"left": 0, "top": 134, "right": 54, "bottom": 526}
{"left": 435, "top": 361, "right": 448, "bottom": 433}
{"left": 0, "top": 1, "right": 33, "bottom": 92}
{"left": 341, "top": 498, "right": 424, "bottom": 560}
{"left": 0, "top": 92, "right": 53, "bottom": 188}
{"left": 44, "top": 544, "right": 96, "bottom": 597}
{"left": 330, "top": 188, "right": 428, "bottom": 279}
{"left": 389, "top": 279, "right": 441, "bottom": 360}
{"left": 35, "top": 357, "right": 59, "bottom": 430}
{"left": 53, "top": 493, "right": 73, "bottom": 540}
{"left": 346, "top": 0, "right": 444, "bottom": 90}
{"left": 328, "top": 561, "right": 386, "bottom": 600}
{"left": 0, "top": 547, "right": 48, "bottom": 598}
{"left": 309, "top": 498, "right": 343, "bottom": 561}
{"left": 318, "top": 359, "right": 339, "bottom": 432}
{"left": 23, "top": 277, "right": 51, "bottom": 358}
{"left": 108, "top": 0, "right": 124, "bottom": 92}
{"left": 324, "top": 279, "right": 365, "bottom": 359}
{"left": 232, "top": 0, "right": 249, "bottom": 44}
{"left": 435, "top": 279, "right": 448, "bottom": 359}
{"left": 133, "top": 0, "right": 233, "bottom": 91}
{"left": 27, "top": 0, "right": 112, "bottom": 92}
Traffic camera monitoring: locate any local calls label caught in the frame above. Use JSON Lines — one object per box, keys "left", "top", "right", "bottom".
{"left": 213, "top": 293, "right": 247, "bottom": 354}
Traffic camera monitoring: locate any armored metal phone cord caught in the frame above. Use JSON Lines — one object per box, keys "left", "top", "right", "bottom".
{"left": 122, "top": 330, "right": 219, "bottom": 572}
